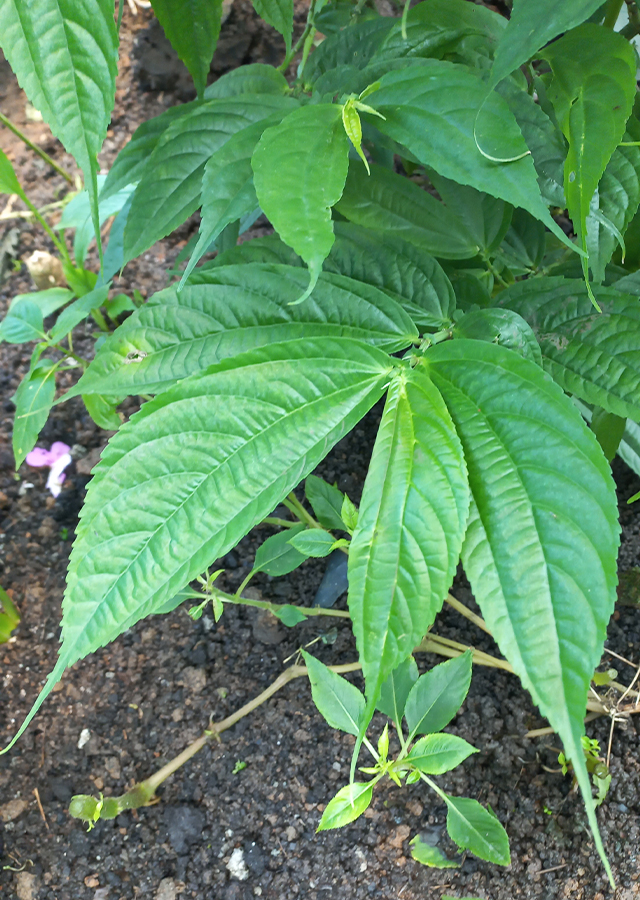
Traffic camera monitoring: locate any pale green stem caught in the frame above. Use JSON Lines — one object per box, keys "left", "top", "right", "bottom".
{"left": 0, "top": 112, "right": 74, "bottom": 184}
{"left": 603, "top": 0, "right": 625, "bottom": 28}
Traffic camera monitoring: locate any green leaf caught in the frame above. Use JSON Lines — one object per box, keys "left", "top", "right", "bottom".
{"left": 57, "top": 175, "right": 135, "bottom": 267}
{"left": 426, "top": 339, "right": 619, "bottom": 881}
{"left": 204, "top": 63, "right": 290, "bottom": 99}
{"left": 301, "top": 651, "right": 366, "bottom": 736}
{"left": 540, "top": 26, "right": 636, "bottom": 271}
{"left": 404, "top": 652, "right": 472, "bottom": 739}
{"left": 426, "top": 171, "right": 512, "bottom": 256}
{"left": 305, "top": 475, "right": 345, "bottom": 532}
{"left": 0, "top": 0, "right": 118, "bottom": 256}
{"left": 273, "top": 604, "right": 308, "bottom": 626}
{"left": 254, "top": 523, "right": 308, "bottom": 576}
{"left": 497, "top": 208, "right": 547, "bottom": 275}
{"left": 252, "top": 0, "right": 293, "bottom": 53}
{"left": 327, "top": 222, "right": 456, "bottom": 328}
{"left": 410, "top": 837, "right": 458, "bottom": 869}
{"left": 252, "top": 104, "right": 350, "bottom": 301}
{"left": 591, "top": 407, "right": 626, "bottom": 463}
{"left": 82, "top": 394, "right": 122, "bottom": 432}
{"left": 487, "top": 0, "right": 605, "bottom": 90}
{"left": 0, "top": 301, "right": 45, "bottom": 344}
{"left": 369, "top": 62, "right": 577, "bottom": 252}
{"left": 406, "top": 733, "right": 477, "bottom": 775}
{"left": 444, "top": 795, "right": 510, "bottom": 865}
{"left": 68, "top": 264, "right": 415, "bottom": 398}
{"left": 2, "top": 338, "right": 392, "bottom": 753}
{"left": 123, "top": 95, "right": 297, "bottom": 263}
{"left": 304, "top": 17, "right": 395, "bottom": 84}
{"left": 452, "top": 308, "right": 542, "bottom": 366}
{"left": 348, "top": 364, "right": 469, "bottom": 708}
{"left": 497, "top": 277, "right": 640, "bottom": 420}
{"left": 12, "top": 360, "right": 58, "bottom": 468}
{"left": 0, "top": 147, "right": 26, "bottom": 200}
{"left": 377, "top": 656, "right": 418, "bottom": 724}
{"left": 49, "top": 285, "right": 110, "bottom": 343}
{"left": 316, "top": 782, "right": 374, "bottom": 831}
{"left": 9, "top": 288, "right": 74, "bottom": 319}
{"left": 288, "top": 529, "right": 336, "bottom": 558}
{"left": 150, "top": 0, "right": 223, "bottom": 99}
{"left": 335, "top": 163, "right": 479, "bottom": 261}
{"left": 341, "top": 495, "right": 358, "bottom": 532}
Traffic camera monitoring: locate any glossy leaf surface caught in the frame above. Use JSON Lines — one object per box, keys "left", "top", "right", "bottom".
{"left": 452, "top": 308, "right": 542, "bottom": 365}
{"left": 404, "top": 652, "right": 472, "bottom": 739}
{"left": 444, "top": 795, "right": 510, "bottom": 865}
{"left": 406, "top": 733, "right": 477, "bottom": 775}
{"left": 377, "top": 656, "right": 418, "bottom": 724}
{"left": 316, "top": 782, "right": 373, "bottom": 831}
{"left": 253, "top": 523, "right": 307, "bottom": 576}
{"left": 305, "top": 475, "right": 345, "bottom": 532}
{"left": 289, "top": 529, "right": 337, "bottom": 558}
{"left": 302, "top": 651, "right": 366, "bottom": 736}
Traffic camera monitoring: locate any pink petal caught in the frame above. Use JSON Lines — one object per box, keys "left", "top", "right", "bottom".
{"left": 26, "top": 447, "right": 54, "bottom": 467}
{"left": 49, "top": 441, "right": 72, "bottom": 461}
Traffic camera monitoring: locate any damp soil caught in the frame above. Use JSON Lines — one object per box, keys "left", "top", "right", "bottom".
{"left": 1, "top": 6, "right": 640, "bottom": 900}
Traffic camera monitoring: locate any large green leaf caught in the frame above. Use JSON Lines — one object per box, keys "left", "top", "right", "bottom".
{"left": 150, "top": 0, "right": 223, "bottom": 99}
{"left": 427, "top": 172, "right": 512, "bottom": 256}
{"left": 487, "top": 0, "right": 605, "bottom": 90}
{"left": 0, "top": 0, "right": 118, "bottom": 251}
{"left": 2, "top": 338, "right": 393, "bottom": 752}
{"left": 66, "top": 264, "right": 417, "bottom": 399}
{"left": 304, "top": 16, "right": 394, "bottom": 84}
{"left": 368, "top": 61, "right": 578, "bottom": 252}
{"left": 348, "top": 363, "right": 469, "bottom": 710}
{"left": 335, "top": 163, "right": 479, "bottom": 261}
{"left": 123, "top": 95, "right": 297, "bottom": 263}
{"left": 498, "top": 277, "right": 640, "bottom": 421}
{"left": 444, "top": 795, "right": 510, "bottom": 865}
{"left": 204, "top": 63, "right": 289, "bottom": 100}
{"left": 540, "top": 25, "right": 636, "bottom": 272}
{"left": 252, "top": 0, "right": 293, "bottom": 53}
{"left": 452, "top": 308, "right": 542, "bottom": 365}
{"left": 426, "top": 339, "right": 619, "bottom": 880}
{"left": 252, "top": 104, "right": 350, "bottom": 299}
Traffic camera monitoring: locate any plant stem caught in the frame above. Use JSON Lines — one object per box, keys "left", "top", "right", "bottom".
{"left": 283, "top": 492, "right": 318, "bottom": 529}
{"left": 180, "top": 586, "right": 350, "bottom": 619}
{"left": 417, "top": 633, "right": 514, "bottom": 672}
{"left": 0, "top": 113, "right": 75, "bottom": 184}
{"left": 603, "top": 0, "right": 625, "bottom": 28}
{"left": 261, "top": 516, "right": 298, "bottom": 528}
{"left": 444, "top": 593, "right": 492, "bottom": 635}
{"left": 90, "top": 307, "right": 110, "bottom": 333}
{"left": 20, "top": 194, "right": 70, "bottom": 263}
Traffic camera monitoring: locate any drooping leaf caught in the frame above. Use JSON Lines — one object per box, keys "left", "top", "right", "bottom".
{"left": 540, "top": 25, "right": 636, "bottom": 270}
{"left": 426, "top": 339, "right": 619, "bottom": 880}
{"left": 405, "top": 733, "right": 477, "bottom": 775}
{"left": 123, "top": 95, "right": 298, "bottom": 263}
{"left": 377, "top": 656, "right": 418, "bottom": 724}
{"left": 404, "top": 652, "right": 472, "bottom": 739}
{"left": 0, "top": 0, "right": 118, "bottom": 253}
{"left": 410, "top": 837, "right": 459, "bottom": 869}
{"left": 2, "top": 338, "right": 392, "bottom": 752}
{"left": 150, "top": 0, "right": 223, "bottom": 99}
{"left": 316, "top": 782, "right": 374, "bottom": 831}
{"left": 252, "top": 0, "right": 293, "bottom": 53}
{"left": 204, "top": 63, "right": 290, "bottom": 99}
{"left": 335, "top": 163, "right": 479, "bottom": 261}
{"left": 301, "top": 651, "right": 366, "bottom": 736}
{"left": 348, "top": 364, "right": 469, "bottom": 710}
{"left": 82, "top": 394, "right": 122, "bottom": 432}
{"left": 444, "top": 795, "right": 510, "bottom": 865}
{"left": 452, "top": 308, "right": 542, "bottom": 366}
{"left": 305, "top": 475, "right": 345, "bottom": 532}
{"left": 288, "top": 529, "right": 337, "bottom": 558}
{"left": 252, "top": 104, "right": 350, "bottom": 300}
{"left": 12, "top": 360, "right": 58, "bottom": 468}
{"left": 497, "top": 277, "right": 640, "bottom": 420}
{"left": 253, "top": 523, "right": 308, "bottom": 576}
{"left": 487, "top": 0, "right": 606, "bottom": 90}
{"left": 68, "top": 264, "right": 416, "bottom": 398}
{"left": 368, "top": 62, "right": 578, "bottom": 252}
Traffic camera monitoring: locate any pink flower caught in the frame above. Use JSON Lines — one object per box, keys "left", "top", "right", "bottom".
{"left": 25, "top": 441, "right": 72, "bottom": 498}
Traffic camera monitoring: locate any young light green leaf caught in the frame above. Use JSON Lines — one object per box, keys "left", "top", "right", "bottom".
{"left": 369, "top": 62, "right": 578, "bottom": 253}
{"left": 9, "top": 289, "right": 74, "bottom": 319}
{"left": 0, "top": 0, "right": 118, "bottom": 256}
{"left": 204, "top": 63, "right": 290, "bottom": 100}
{"left": 377, "top": 656, "right": 418, "bottom": 724}
{"left": 272, "top": 604, "right": 308, "bottom": 626}
{"left": 540, "top": 26, "right": 636, "bottom": 276}
{"left": 404, "top": 652, "right": 472, "bottom": 739}
{"left": 487, "top": 0, "right": 605, "bottom": 90}
{"left": 305, "top": 475, "right": 345, "bottom": 532}
{"left": 12, "top": 360, "right": 58, "bottom": 468}
{"left": 335, "top": 163, "right": 479, "bottom": 260}
{"left": 348, "top": 365, "right": 469, "bottom": 711}
{"left": 452, "top": 308, "right": 542, "bottom": 366}
{"left": 497, "top": 277, "right": 640, "bottom": 420}
{"left": 252, "top": 0, "right": 293, "bottom": 53}
{"left": 444, "top": 795, "right": 510, "bottom": 866}
{"left": 67, "top": 265, "right": 416, "bottom": 399}
{"left": 426, "top": 339, "right": 619, "bottom": 881}
{"left": 0, "top": 301, "right": 45, "bottom": 344}
{"left": 341, "top": 495, "right": 359, "bottom": 533}
{"left": 49, "top": 285, "right": 110, "bottom": 343}
{"left": 316, "top": 782, "right": 374, "bottom": 831}
{"left": 2, "top": 338, "right": 392, "bottom": 753}
{"left": 82, "top": 394, "right": 122, "bottom": 432}
{"left": 254, "top": 523, "right": 308, "bottom": 576}
{"left": 252, "top": 104, "right": 350, "bottom": 302}
{"left": 288, "top": 529, "right": 337, "bottom": 558}
{"left": 150, "top": 0, "right": 223, "bottom": 99}
{"left": 406, "top": 733, "right": 477, "bottom": 775}
{"left": 301, "top": 651, "right": 366, "bottom": 736}
{"left": 0, "top": 147, "right": 27, "bottom": 200}
{"left": 0, "top": 585, "right": 20, "bottom": 644}
{"left": 123, "top": 95, "right": 298, "bottom": 263}
{"left": 409, "top": 837, "right": 458, "bottom": 869}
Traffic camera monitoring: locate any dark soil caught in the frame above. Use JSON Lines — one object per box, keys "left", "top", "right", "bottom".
{"left": 1, "top": 6, "right": 640, "bottom": 900}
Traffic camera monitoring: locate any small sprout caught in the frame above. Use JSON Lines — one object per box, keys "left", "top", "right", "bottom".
{"left": 377, "top": 724, "right": 389, "bottom": 762}
{"left": 340, "top": 495, "right": 358, "bottom": 533}
{"left": 232, "top": 760, "right": 247, "bottom": 774}
{"left": 405, "top": 769, "right": 421, "bottom": 785}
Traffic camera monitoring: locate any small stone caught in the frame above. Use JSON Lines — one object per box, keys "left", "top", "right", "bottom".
{"left": 171, "top": 708, "right": 184, "bottom": 723}
{"left": 226, "top": 848, "right": 249, "bottom": 881}
{"left": 37, "top": 515, "right": 58, "bottom": 540}
{"left": 16, "top": 872, "right": 38, "bottom": 900}
{"left": 0, "top": 798, "right": 28, "bottom": 822}
{"left": 387, "top": 824, "right": 411, "bottom": 849}
{"left": 251, "top": 609, "right": 285, "bottom": 645}
{"left": 178, "top": 666, "right": 206, "bottom": 694}
{"left": 0, "top": 490, "right": 9, "bottom": 508}
{"left": 156, "top": 877, "right": 177, "bottom": 900}
{"left": 84, "top": 875, "right": 100, "bottom": 888}
{"left": 284, "top": 826, "right": 297, "bottom": 842}
{"left": 244, "top": 841, "right": 266, "bottom": 876}
{"left": 104, "top": 757, "right": 121, "bottom": 781}
{"left": 93, "top": 889, "right": 111, "bottom": 900}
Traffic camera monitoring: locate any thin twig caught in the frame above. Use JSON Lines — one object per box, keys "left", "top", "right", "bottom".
{"left": 444, "top": 593, "right": 492, "bottom": 635}
{"left": 538, "top": 863, "right": 569, "bottom": 876}
{"left": 0, "top": 112, "right": 74, "bottom": 183}
{"left": 33, "top": 787, "right": 49, "bottom": 831}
